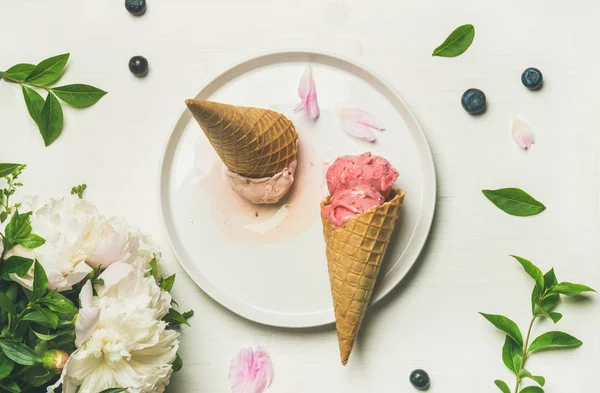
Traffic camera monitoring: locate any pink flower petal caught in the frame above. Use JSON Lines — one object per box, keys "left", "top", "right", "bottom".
{"left": 229, "top": 347, "right": 273, "bottom": 393}
{"left": 295, "top": 65, "right": 320, "bottom": 120}
{"left": 511, "top": 115, "right": 535, "bottom": 151}
{"left": 335, "top": 106, "right": 384, "bottom": 142}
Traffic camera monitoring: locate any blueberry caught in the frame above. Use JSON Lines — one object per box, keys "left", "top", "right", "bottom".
{"left": 125, "top": 0, "right": 146, "bottom": 16}
{"left": 129, "top": 56, "right": 149, "bottom": 77}
{"left": 410, "top": 369, "right": 430, "bottom": 390}
{"left": 461, "top": 88, "right": 486, "bottom": 114}
{"left": 521, "top": 67, "right": 543, "bottom": 90}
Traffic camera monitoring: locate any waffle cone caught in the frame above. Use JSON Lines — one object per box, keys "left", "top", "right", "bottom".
{"left": 320, "top": 189, "right": 406, "bottom": 365}
{"left": 185, "top": 99, "right": 299, "bottom": 178}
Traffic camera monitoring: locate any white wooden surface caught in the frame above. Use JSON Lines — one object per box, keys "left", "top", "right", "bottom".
{"left": 1, "top": 1, "right": 599, "bottom": 392}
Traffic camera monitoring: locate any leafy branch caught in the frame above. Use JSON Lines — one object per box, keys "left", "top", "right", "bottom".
{"left": 481, "top": 256, "right": 595, "bottom": 393}
{"left": 0, "top": 164, "right": 25, "bottom": 224}
{"left": 1, "top": 54, "right": 107, "bottom": 146}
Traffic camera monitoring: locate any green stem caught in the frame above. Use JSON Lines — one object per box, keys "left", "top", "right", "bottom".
{"left": 513, "top": 316, "right": 536, "bottom": 393}
{"left": 0, "top": 75, "right": 51, "bottom": 92}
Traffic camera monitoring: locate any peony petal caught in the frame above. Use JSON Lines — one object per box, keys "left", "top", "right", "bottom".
{"left": 511, "top": 115, "right": 535, "bottom": 151}
{"left": 75, "top": 281, "right": 100, "bottom": 348}
{"left": 335, "top": 106, "right": 384, "bottom": 142}
{"left": 295, "top": 64, "right": 320, "bottom": 120}
{"left": 229, "top": 347, "right": 273, "bottom": 393}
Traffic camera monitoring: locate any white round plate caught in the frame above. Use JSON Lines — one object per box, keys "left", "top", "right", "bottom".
{"left": 159, "top": 51, "right": 436, "bottom": 328}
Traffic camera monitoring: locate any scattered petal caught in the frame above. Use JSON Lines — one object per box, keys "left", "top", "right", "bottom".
{"left": 229, "top": 347, "right": 273, "bottom": 393}
{"left": 511, "top": 115, "right": 535, "bottom": 151}
{"left": 335, "top": 106, "right": 385, "bottom": 142}
{"left": 295, "top": 65, "right": 320, "bottom": 120}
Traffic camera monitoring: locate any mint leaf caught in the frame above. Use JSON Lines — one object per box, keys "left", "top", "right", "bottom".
{"left": 529, "top": 331, "right": 582, "bottom": 352}
{"left": 533, "top": 269, "right": 560, "bottom": 314}
{"left": 172, "top": 354, "right": 183, "bottom": 372}
{"left": 502, "top": 336, "right": 522, "bottom": 373}
{"left": 511, "top": 255, "right": 544, "bottom": 290}
{"left": 0, "top": 164, "right": 22, "bottom": 179}
{"left": 432, "top": 24, "right": 475, "bottom": 57}
{"left": 0, "top": 340, "right": 42, "bottom": 365}
{"left": 4, "top": 211, "right": 32, "bottom": 245}
{"left": 533, "top": 305, "right": 562, "bottom": 323}
{"left": 25, "top": 54, "right": 70, "bottom": 86}
{"left": 494, "top": 380, "right": 510, "bottom": 393}
{"left": 1, "top": 256, "right": 34, "bottom": 280}
{"left": 22, "top": 309, "right": 58, "bottom": 329}
{"left": 0, "top": 352, "right": 14, "bottom": 380}
{"left": 0, "top": 293, "right": 17, "bottom": 316}
{"left": 4, "top": 63, "right": 35, "bottom": 81}
{"left": 548, "top": 312, "right": 562, "bottom": 323}
{"left": 31, "top": 261, "right": 48, "bottom": 302}
{"left": 163, "top": 309, "right": 190, "bottom": 327}
{"left": 159, "top": 274, "right": 176, "bottom": 292}
{"left": 38, "top": 92, "right": 64, "bottom": 146}
{"left": 482, "top": 188, "right": 546, "bottom": 216}
{"left": 520, "top": 387, "right": 543, "bottom": 393}
{"left": 549, "top": 282, "right": 596, "bottom": 296}
{"left": 529, "top": 375, "right": 546, "bottom": 386}
{"left": 70, "top": 184, "right": 87, "bottom": 199}
{"left": 52, "top": 84, "right": 107, "bottom": 108}
{"left": 22, "top": 86, "right": 46, "bottom": 125}
{"left": 480, "top": 313, "right": 523, "bottom": 346}
{"left": 17, "top": 233, "right": 45, "bottom": 249}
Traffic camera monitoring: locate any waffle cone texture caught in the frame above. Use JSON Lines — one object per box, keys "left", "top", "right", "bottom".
{"left": 320, "top": 189, "right": 406, "bottom": 365}
{"left": 185, "top": 99, "right": 299, "bottom": 178}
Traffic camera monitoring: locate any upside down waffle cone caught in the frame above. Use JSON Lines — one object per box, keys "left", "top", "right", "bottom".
{"left": 185, "top": 99, "right": 299, "bottom": 178}
{"left": 320, "top": 189, "right": 406, "bottom": 365}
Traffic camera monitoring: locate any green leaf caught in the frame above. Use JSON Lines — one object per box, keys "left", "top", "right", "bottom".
{"left": 432, "top": 24, "right": 475, "bottom": 57}
{"left": 70, "top": 184, "right": 87, "bottom": 199}
{"left": 533, "top": 269, "right": 560, "bottom": 314}
{"left": 0, "top": 352, "right": 14, "bottom": 380}
{"left": 52, "top": 84, "right": 107, "bottom": 108}
{"left": 163, "top": 309, "right": 190, "bottom": 327}
{"left": 22, "top": 86, "right": 46, "bottom": 125}
{"left": 529, "top": 331, "right": 582, "bottom": 352}
{"left": 160, "top": 274, "right": 176, "bottom": 292}
{"left": 1, "top": 257, "right": 34, "bottom": 280}
{"left": 38, "top": 93, "right": 64, "bottom": 146}
{"left": 502, "top": 336, "right": 522, "bottom": 373}
{"left": 0, "top": 164, "right": 22, "bottom": 179}
{"left": 32, "top": 331, "right": 59, "bottom": 341}
{"left": 511, "top": 255, "right": 544, "bottom": 290}
{"left": 149, "top": 257, "right": 158, "bottom": 281}
{"left": 40, "top": 292, "right": 77, "bottom": 314}
{"left": 4, "top": 211, "right": 32, "bottom": 245}
{"left": 24, "top": 366, "right": 54, "bottom": 387}
{"left": 494, "top": 380, "right": 510, "bottom": 393}
{"left": 172, "top": 353, "right": 183, "bottom": 372}
{"left": 533, "top": 305, "right": 562, "bottom": 323}
{"left": 0, "top": 294, "right": 16, "bottom": 316}
{"left": 549, "top": 312, "right": 563, "bottom": 323}
{"left": 31, "top": 261, "right": 48, "bottom": 302}
{"left": 524, "top": 373, "right": 546, "bottom": 387}
{"left": 25, "top": 54, "right": 70, "bottom": 86}
{"left": 4, "top": 63, "right": 35, "bottom": 81}
{"left": 0, "top": 340, "right": 42, "bottom": 365}
{"left": 99, "top": 389, "right": 127, "bottom": 393}
{"left": 480, "top": 313, "right": 523, "bottom": 346}
{"left": 22, "top": 309, "right": 58, "bottom": 329}
{"left": 16, "top": 233, "right": 45, "bottom": 249}
{"left": 482, "top": 188, "right": 546, "bottom": 216}
{"left": 549, "top": 282, "right": 596, "bottom": 296}
{"left": 520, "top": 387, "right": 544, "bottom": 393}
{"left": 0, "top": 379, "right": 20, "bottom": 393}
{"left": 182, "top": 309, "right": 194, "bottom": 320}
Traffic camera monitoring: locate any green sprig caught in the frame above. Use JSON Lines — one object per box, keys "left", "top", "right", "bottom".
{"left": 482, "top": 256, "right": 595, "bottom": 393}
{"left": 1, "top": 54, "right": 107, "bottom": 146}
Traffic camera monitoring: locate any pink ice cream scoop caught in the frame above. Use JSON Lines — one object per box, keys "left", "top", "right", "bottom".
{"left": 322, "top": 152, "right": 399, "bottom": 228}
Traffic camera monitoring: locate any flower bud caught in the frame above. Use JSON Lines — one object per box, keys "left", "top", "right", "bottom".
{"left": 42, "top": 350, "right": 69, "bottom": 373}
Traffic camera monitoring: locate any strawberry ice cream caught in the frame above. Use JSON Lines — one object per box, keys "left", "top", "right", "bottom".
{"left": 322, "top": 152, "right": 399, "bottom": 228}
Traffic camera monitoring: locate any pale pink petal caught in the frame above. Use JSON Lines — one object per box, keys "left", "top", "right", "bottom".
{"left": 511, "top": 115, "right": 535, "bottom": 151}
{"left": 229, "top": 347, "right": 273, "bottom": 393}
{"left": 335, "top": 106, "right": 385, "bottom": 142}
{"left": 295, "top": 65, "right": 320, "bottom": 120}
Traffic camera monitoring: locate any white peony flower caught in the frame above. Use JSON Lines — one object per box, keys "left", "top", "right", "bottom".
{"left": 86, "top": 221, "right": 139, "bottom": 270}
{"left": 5, "top": 196, "right": 102, "bottom": 291}
{"left": 53, "top": 262, "right": 177, "bottom": 393}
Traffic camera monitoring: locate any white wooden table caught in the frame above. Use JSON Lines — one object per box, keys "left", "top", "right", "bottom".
{"left": 1, "top": 1, "right": 598, "bottom": 392}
